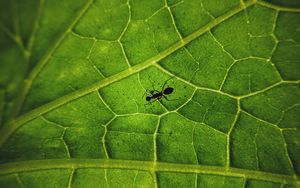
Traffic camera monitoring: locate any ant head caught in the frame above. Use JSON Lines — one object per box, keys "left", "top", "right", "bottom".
{"left": 146, "top": 96, "right": 151, "bottom": 101}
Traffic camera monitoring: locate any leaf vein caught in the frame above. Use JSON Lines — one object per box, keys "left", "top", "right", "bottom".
{"left": 0, "top": 0, "right": 256, "bottom": 147}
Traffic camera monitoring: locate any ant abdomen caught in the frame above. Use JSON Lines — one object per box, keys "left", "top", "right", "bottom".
{"left": 163, "top": 87, "right": 174, "bottom": 95}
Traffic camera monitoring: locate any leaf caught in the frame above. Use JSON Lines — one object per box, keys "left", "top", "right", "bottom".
{"left": 0, "top": 0, "right": 300, "bottom": 187}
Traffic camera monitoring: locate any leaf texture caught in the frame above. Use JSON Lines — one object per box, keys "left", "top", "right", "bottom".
{"left": 0, "top": 0, "right": 299, "bottom": 187}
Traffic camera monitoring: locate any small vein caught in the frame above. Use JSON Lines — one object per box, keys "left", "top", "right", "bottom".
{"left": 219, "top": 60, "right": 238, "bottom": 91}
{"left": 117, "top": 0, "right": 132, "bottom": 68}
{"left": 86, "top": 40, "right": 106, "bottom": 78}
{"left": 241, "top": 109, "right": 280, "bottom": 130}
{"left": 11, "top": 0, "right": 21, "bottom": 42}
{"left": 108, "top": 130, "right": 154, "bottom": 136}
{"left": 96, "top": 91, "right": 117, "bottom": 116}
{"left": 239, "top": 80, "right": 299, "bottom": 99}
{"left": 131, "top": 170, "right": 139, "bottom": 188}
{"left": 194, "top": 173, "right": 198, "bottom": 188}
{"left": 268, "top": 10, "right": 283, "bottom": 81}
{"left": 226, "top": 99, "right": 240, "bottom": 167}
{"left": 27, "top": 0, "right": 44, "bottom": 53}
{"left": 190, "top": 65, "right": 200, "bottom": 84}
{"left": 119, "top": 41, "right": 131, "bottom": 68}
{"left": 116, "top": 112, "right": 159, "bottom": 117}
{"left": 243, "top": 4, "right": 250, "bottom": 25}
{"left": 0, "top": 21, "right": 19, "bottom": 44}
{"left": 176, "top": 112, "right": 227, "bottom": 136}
{"left": 184, "top": 48, "right": 200, "bottom": 65}
{"left": 200, "top": 0, "right": 215, "bottom": 19}
{"left": 145, "top": 20, "right": 160, "bottom": 54}
{"left": 61, "top": 128, "right": 71, "bottom": 158}
{"left": 71, "top": 30, "right": 113, "bottom": 41}
{"left": 15, "top": 173, "right": 25, "bottom": 188}
{"left": 183, "top": 48, "right": 201, "bottom": 83}
{"left": 209, "top": 31, "right": 236, "bottom": 60}
{"left": 137, "top": 72, "right": 145, "bottom": 93}
{"left": 40, "top": 115, "right": 67, "bottom": 128}
{"left": 284, "top": 103, "right": 300, "bottom": 113}
{"left": 266, "top": 97, "right": 282, "bottom": 113}
{"left": 118, "top": 0, "right": 131, "bottom": 41}
{"left": 192, "top": 124, "right": 199, "bottom": 164}
{"left": 92, "top": 64, "right": 106, "bottom": 78}
{"left": 169, "top": 1, "right": 184, "bottom": 8}
{"left": 102, "top": 116, "right": 116, "bottom": 159}
{"left": 104, "top": 169, "right": 111, "bottom": 188}
{"left": 253, "top": 125, "right": 260, "bottom": 170}
{"left": 155, "top": 64, "right": 236, "bottom": 99}
{"left": 165, "top": 0, "right": 183, "bottom": 39}
{"left": 67, "top": 169, "right": 74, "bottom": 188}
{"left": 271, "top": 10, "right": 279, "bottom": 36}
{"left": 276, "top": 112, "right": 285, "bottom": 126}
{"left": 145, "top": 6, "right": 165, "bottom": 22}
{"left": 248, "top": 74, "right": 252, "bottom": 93}
{"left": 153, "top": 118, "right": 161, "bottom": 161}
{"left": 175, "top": 87, "right": 197, "bottom": 111}
{"left": 236, "top": 56, "right": 269, "bottom": 62}
{"left": 203, "top": 97, "right": 217, "bottom": 123}
{"left": 0, "top": 21, "right": 28, "bottom": 59}
{"left": 151, "top": 171, "right": 158, "bottom": 188}
{"left": 86, "top": 39, "right": 96, "bottom": 59}
{"left": 40, "top": 116, "right": 71, "bottom": 157}
{"left": 280, "top": 130, "right": 296, "bottom": 175}
{"left": 132, "top": 99, "right": 139, "bottom": 113}
{"left": 241, "top": 178, "right": 247, "bottom": 188}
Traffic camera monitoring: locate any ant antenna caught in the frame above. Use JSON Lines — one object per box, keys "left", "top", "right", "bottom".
{"left": 146, "top": 73, "right": 159, "bottom": 92}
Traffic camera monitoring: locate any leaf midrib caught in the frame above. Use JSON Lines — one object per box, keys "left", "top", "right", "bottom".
{"left": 0, "top": 159, "right": 299, "bottom": 186}
{"left": 0, "top": 0, "right": 256, "bottom": 147}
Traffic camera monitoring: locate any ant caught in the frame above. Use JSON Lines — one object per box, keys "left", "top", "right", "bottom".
{"left": 144, "top": 77, "right": 174, "bottom": 103}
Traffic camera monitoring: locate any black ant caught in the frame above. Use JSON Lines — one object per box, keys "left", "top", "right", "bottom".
{"left": 145, "top": 77, "right": 174, "bottom": 103}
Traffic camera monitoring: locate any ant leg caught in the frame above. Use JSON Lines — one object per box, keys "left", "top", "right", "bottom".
{"left": 142, "top": 90, "right": 150, "bottom": 99}
{"left": 144, "top": 100, "right": 153, "bottom": 106}
{"left": 163, "top": 95, "right": 179, "bottom": 101}
{"left": 161, "top": 77, "right": 174, "bottom": 91}
{"left": 144, "top": 98, "right": 159, "bottom": 107}
{"left": 145, "top": 102, "right": 151, "bottom": 106}
{"left": 142, "top": 92, "right": 147, "bottom": 99}
{"left": 142, "top": 89, "right": 156, "bottom": 99}
{"left": 151, "top": 85, "right": 160, "bottom": 93}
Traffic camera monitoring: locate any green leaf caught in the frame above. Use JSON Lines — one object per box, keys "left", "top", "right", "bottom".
{"left": 0, "top": 0, "right": 300, "bottom": 187}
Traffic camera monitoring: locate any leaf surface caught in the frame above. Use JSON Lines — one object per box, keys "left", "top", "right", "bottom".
{"left": 0, "top": 0, "right": 300, "bottom": 187}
